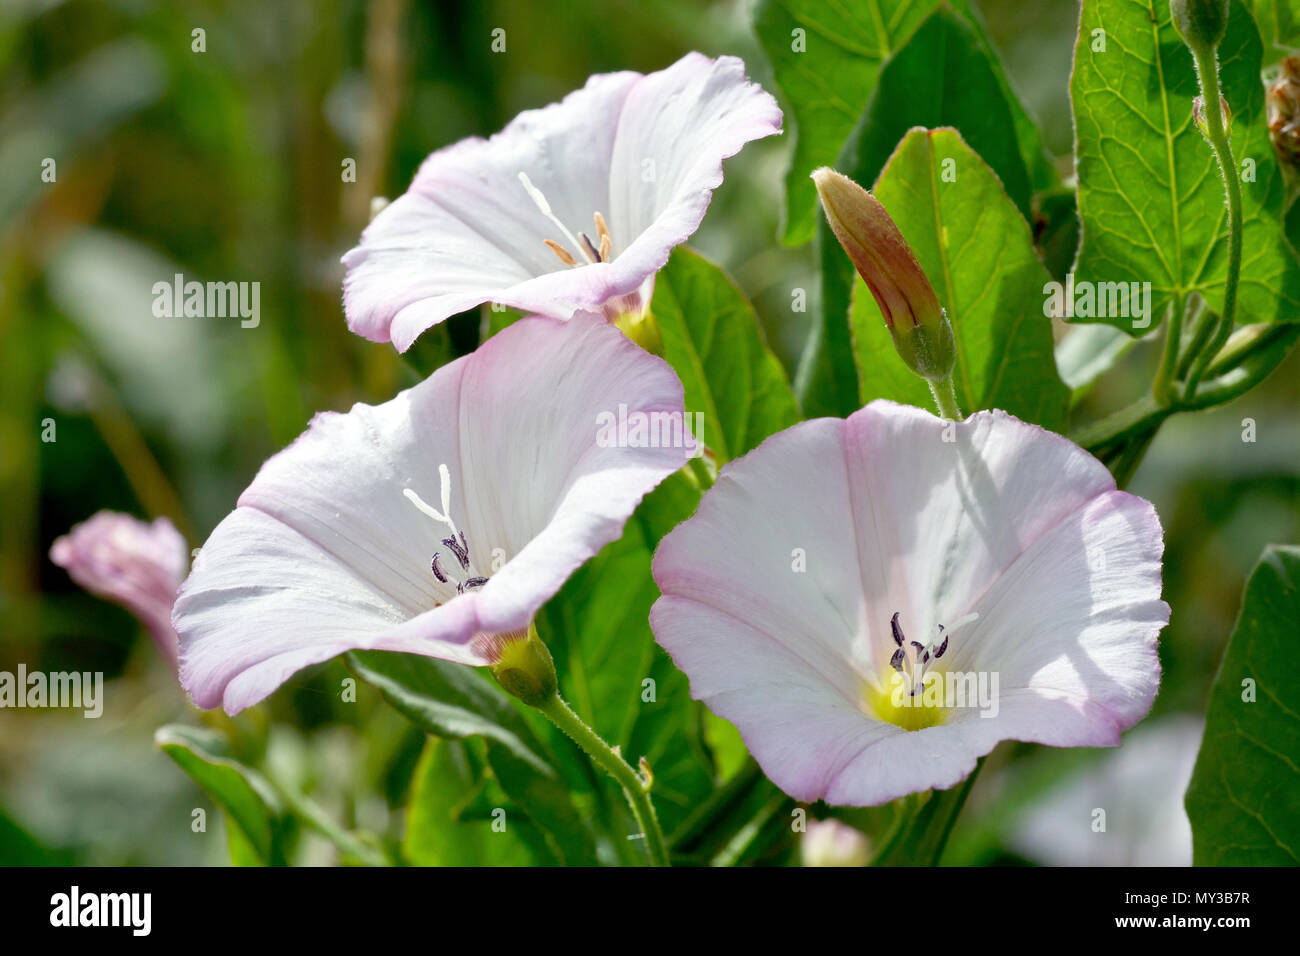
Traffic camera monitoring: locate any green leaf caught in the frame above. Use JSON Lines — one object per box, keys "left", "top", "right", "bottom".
{"left": 754, "top": 0, "right": 946, "bottom": 245}
{"left": 795, "top": 2, "right": 1053, "bottom": 417}
{"left": 1071, "top": 0, "right": 1300, "bottom": 335}
{"left": 155, "top": 724, "right": 288, "bottom": 866}
{"left": 755, "top": 0, "right": 1053, "bottom": 245}
{"left": 349, "top": 651, "right": 599, "bottom": 864}
{"left": 403, "top": 738, "right": 540, "bottom": 865}
{"left": 841, "top": 4, "right": 1038, "bottom": 220}
{"left": 849, "top": 128, "right": 1070, "bottom": 429}
{"left": 347, "top": 650, "right": 549, "bottom": 774}
{"left": 651, "top": 247, "right": 800, "bottom": 464}
{"left": 1246, "top": 0, "right": 1300, "bottom": 61}
{"left": 1185, "top": 545, "right": 1300, "bottom": 865}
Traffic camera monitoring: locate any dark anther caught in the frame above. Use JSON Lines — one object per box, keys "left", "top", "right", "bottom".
{"left": 890, "top": 611, "right": 905, "bottom": 647}
{"left": 442, "top": 532, "right": 471, "bottom": 570}
{"left": 430, "top": 553, "right": 448, "bottom": 584}
{"left": 890, "top": 647, "right": 906, "bottom": 672}
{"left": 934, "top": 635, "right": 949, "bottom": 659}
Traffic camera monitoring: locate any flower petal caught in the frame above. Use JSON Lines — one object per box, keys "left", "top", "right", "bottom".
{"left": 651, "top": 400, "right": 1168, "bottom": 806}
{"left": 176, "top": 314, "right": 688, "bottom": 714}
{"left": 342, "top": 53, "right": 780, "bottom": 351}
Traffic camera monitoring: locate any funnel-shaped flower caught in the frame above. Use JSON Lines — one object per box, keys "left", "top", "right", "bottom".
{"left": 812, "top": 168, "right": 955, "bottom": 383}
{"left": 50, "top": 511, "right": 188, "bottom": 670}
{"left": 174, "top": 314, "right": 691, "bottom": 714}
{"left": 342, "top": 53, "right": 782, "bottom": 352}
{"left": 651, "top": 401, "right": 1168, "bottom": 806}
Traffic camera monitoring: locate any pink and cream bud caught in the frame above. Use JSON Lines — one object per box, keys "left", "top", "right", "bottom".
{"left": 812, "top": 167, "right": 956, "bottom": 382}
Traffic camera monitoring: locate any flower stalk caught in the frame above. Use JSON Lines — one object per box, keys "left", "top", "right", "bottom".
{"left": 489, "top": 623, "right": 670, "bottom": 866}
{"left": 1170, "top": 0, "right": 1242, "bottom": 402}
{"left": 535, "top": 693, "right": 671, "bottom": 867}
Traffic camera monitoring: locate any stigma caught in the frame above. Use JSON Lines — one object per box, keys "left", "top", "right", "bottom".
{"left": 519, "top": 172, "right": 614, "bottom": 267}
{"left": 403, "top": 464, "right": 489, "bottom": 597}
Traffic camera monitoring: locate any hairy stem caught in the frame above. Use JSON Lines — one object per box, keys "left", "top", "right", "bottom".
{"left": 1183, "top": 45, "right": 1243, "bottom": 400}
{"left": 536, "top": 694, "right": 670, "bottom": 866}
{"left": 928, "top": 376, "right": 964, "bottom": 421}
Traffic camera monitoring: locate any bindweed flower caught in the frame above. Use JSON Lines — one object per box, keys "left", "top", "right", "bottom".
{"left": 811, "top": 168, "right": 956, "bottom": 385}
{"left": 50, "top": 511, "right": 188, "bottom": 671}
{"left": 650, "top": 401, "right": 1168, "bottom": 806}
{"left": 342, "top": 53, "right": 781, "bottom": 352}
{"left": 800, "top": 819, "right": 871, "bottom": 867}
{"left": 174, "top": 314, "right": 691, "bottom": 714}
{"left": 1007, "top": 715, "right": 1201, "bottom": 866}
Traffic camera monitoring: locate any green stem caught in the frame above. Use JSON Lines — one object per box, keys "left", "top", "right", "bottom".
{"left": 1175, "top": 297, "right": 1214, "bottom": 379}
{"left": 1071, "top": 323, "right": 1299, "bottom": 458}
{"left": 274, "top": 784, "right": 388, "bottom": 867}
{"left": 1153, "top": 293, "right": 1185, "bottom": 405}
{"left": 1204, "top": 323, "right": 1293, "bottom": 378}
{"left": 536, "top": 694, "right": 670, "bottom": 867}
{"left": 1184, "top": 45, "right": 1242, "bottom": 400}
{"left": 1108, "top": 427, "right": 1159, "bottom": 490}
{"left": 1070, "top": 394, "right": 1170, "bottom": 455}
{"left": 927, "top": 376, "right": 963, "bottom": 420}
{"left": 871, "top": 759, "right": 983, "bottom": 866}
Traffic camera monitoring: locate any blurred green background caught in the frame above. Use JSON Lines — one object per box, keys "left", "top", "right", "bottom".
{"left": 1, "top": 0, "right": 1296, "bottom": 865}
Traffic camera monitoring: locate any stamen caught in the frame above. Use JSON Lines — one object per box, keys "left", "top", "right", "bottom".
{"left": 442, "top": 533, "right": 470, "bottom": 571}
{"left": 519, "top": 171, "right": 586, "bottom": 264}
{"left": 594, "top": 211, "right": 612, "bottom": 249}
{"left": 404, "top": 467, "right": 482, "bottom": 586}
{"left": 578, "top": 232, "right": 601, "bottom": 264}
{"left": 599, "top": 233, "right": 611, "bottom": 262}
{"left": 890, "top": 611, "right": 904, "bottom": 647}
{"left": 544, "top": 239, "right": 577, "bottom": 267}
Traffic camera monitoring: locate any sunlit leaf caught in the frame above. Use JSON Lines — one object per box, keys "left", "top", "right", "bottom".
{"left": 1071, "top": 0, "right": 1300, "bottom": 335}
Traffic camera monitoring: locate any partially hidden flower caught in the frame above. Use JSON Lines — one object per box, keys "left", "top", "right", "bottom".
{"left": 811, "top": 168, "right": 955, "bottom": 384}
{"left": 341, "top": 53, "right": 782, "bottom": 351}
{"left": 174, "top": 314, "right": 691, "bottom": 715}
{"left": 1006, "top": 714, "right": 1201, "bottom": 866}
{"left": 801, "top": 819, "right": 871, "bottom": 867}
{"left": 1267, "top": 56, "right": 1300, "bottom": 173}
{"left": 650, "top": 400, "right": 1168, "bottom": 807}
{"left": 50, "top": 511, "right": 188, "bottom": 671}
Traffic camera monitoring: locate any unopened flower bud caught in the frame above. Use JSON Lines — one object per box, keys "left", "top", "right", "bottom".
{"left": 1193, "top": 94, "right": 1232, "bottom": 138}
{"left": 1170, "top": 0, "right": 1228, "bottom": 57}
{"left": 812, "top": 167, "right": 956, "bottom": 383}
{"left": 487, "top": 624, "right": 558, "bottom": 707}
